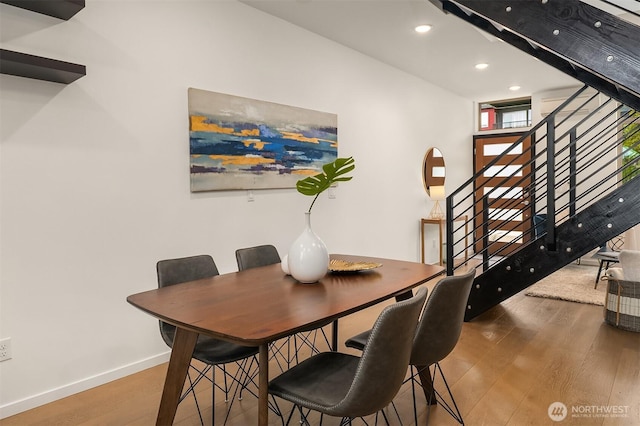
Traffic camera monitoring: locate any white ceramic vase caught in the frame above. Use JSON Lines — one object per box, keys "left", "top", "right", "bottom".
{"left": 288, "top": 212, "right": 329, "bottom": 283}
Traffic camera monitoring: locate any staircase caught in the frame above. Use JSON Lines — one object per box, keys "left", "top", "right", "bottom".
{"left": 430, "top": 0, "right": 640, "bottom": 320}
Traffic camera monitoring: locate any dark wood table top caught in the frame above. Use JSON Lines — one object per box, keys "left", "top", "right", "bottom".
{"left": 127, "top": 254, "right": 444, "bottom": 346}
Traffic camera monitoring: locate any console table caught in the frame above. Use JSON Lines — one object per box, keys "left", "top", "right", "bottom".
{"left": 420, "top": 216, "right": 468, "bottom": 265}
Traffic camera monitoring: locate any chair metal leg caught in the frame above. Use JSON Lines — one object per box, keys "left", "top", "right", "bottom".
{"left": 211, "top": 367, "right": 216, "bottom": 426}
{"left": 410, "top": 368, "right": 418, "bottom": 426}
{"left": 282, "top": 404, "right": 296, "bottom": 426}
{"left": 177, "top": 364, "right": 213, "bottom": 426}
{"left": 221, "top": 359, "right": 250, "bottom": 425}
{"left": 186, "top": 356, "right": 263, "bottom": 426}
{"left": 414, "top": 364, "right": 437, "bottom": 405}
{"left": 595, "top": 260, "right": 605, "bottom": 287}
{"left": 297, "top": 405, "right": 311, "bottom": 426}
{"left": 186, "top": 370, "right": 205, "bottom": 426}
{"left": 409, "top": 363, "right": 463, "bottom": 425}
{"left": 270, "top": 327, "right": 332, "bottom": 371}
{"left": 389, "top": 401, "right": 403, "bottom": 425}
{"left": 429, "top": 363, "right": 464, "bottom": 425}
{"left": 232, "top": 358, "right": 283, "bottom": 419}
{"left": 377, "top": 407, "right": 392, "bottom": 425}
{"left": 222, "top": 364, "right": 229, "bottom": 402}
{"left": 267, "top": 338, "right": 291, "bottom": 372}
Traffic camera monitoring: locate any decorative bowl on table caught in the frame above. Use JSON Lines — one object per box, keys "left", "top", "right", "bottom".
{"left": 329, "top": 259, "right": 382, "bottom": 273}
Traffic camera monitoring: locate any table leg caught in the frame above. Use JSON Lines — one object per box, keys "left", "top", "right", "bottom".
{"left": 395, "top": 290, "right": 414, "bottom": 302}
{"left": 331, "top": 319, "right": 339, "bottom": 351}
{"left": 420, "top": 219, "right": 425, "bottom": 263}
{"left": 258, "top": 343, "right": 269, "bottom": 426}
{"left": 156, "top": 328, "right": 198, "bottom": 426}
{"left": 416, "top": 364, "right": 437, "bottom": 406}
{"left": 438, "top": 220, "right": 444, "bottom": 266}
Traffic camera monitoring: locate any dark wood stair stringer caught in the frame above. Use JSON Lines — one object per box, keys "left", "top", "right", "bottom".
{"left": 438, "top": 0, "right": 640, "bottom": 111}
{"left": 466, "top": 178, "right": 640, "bottom": 321}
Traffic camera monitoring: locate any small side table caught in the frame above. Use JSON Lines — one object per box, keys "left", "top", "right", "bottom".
{"left": 420, "top": 216, "right": 468, "bottom": 266}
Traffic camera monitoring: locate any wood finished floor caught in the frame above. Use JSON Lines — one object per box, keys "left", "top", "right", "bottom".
{"left": 3, "top": 274, "right": 640, "bottom": 426}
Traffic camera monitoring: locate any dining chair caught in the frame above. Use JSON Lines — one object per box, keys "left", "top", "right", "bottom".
{"left": 268, "top": 287, "right": 428, "bottom": 426}
{"left": 235, "top": 244, "right": 332, "bottom": 371}
{"left": 157, "top": 254, "right": 260, "bottom": 425}
{"left": 345, "top": 269, "right": 476, "bottom": 425}
{"left": 235, "top": 244, "right": 282, "bottom": 270}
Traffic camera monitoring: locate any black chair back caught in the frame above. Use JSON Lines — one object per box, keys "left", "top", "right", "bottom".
{"left": 410, "top": 270, "right": 475, "bottom": 367}
{"left": 334, "top": 287, "right": 428, "bottom": 417}
{"left": 235, "top": 244, "right": 281, "bottom": 270}
{"left": 156, "top": 255, "right": 219, "bottom": 346}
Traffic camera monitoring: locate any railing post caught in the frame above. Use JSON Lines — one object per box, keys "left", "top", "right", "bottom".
{"left": 482, "top": 196, "right": 490, "bottom": 272}
{"left": 569, "top": 128, "right": 577, "bottom": 217}
{"left": 546, "top": 118, "right": 557, "bottom": 251}
{"left": 446, "top": 194, "right": 454, "bottom": 275}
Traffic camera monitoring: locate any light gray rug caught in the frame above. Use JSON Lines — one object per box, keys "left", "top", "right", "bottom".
{"left": 525, "top": 263, "right": 607, "bottom": 306}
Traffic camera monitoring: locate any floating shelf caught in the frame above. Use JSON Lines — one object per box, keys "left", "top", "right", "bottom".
{"left": 0, "top": 49, "right": 85, "bottom": 84}
{"left": 0, "top": 0, "right": 85, "bottom": 20}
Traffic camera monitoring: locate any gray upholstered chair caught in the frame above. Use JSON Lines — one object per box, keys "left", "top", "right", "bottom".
{"left": 593, "top": 235, "right": 624, "bottom": 287}
{"left": 268, "top": 287, "right": 428, "bottom": 426}
{"left": 607, "top": 250, "right": 640, "bottom": 281}
{"left": 157, "top": 254, "right": 259, "bottom": 425}
{"left": 235, "top": 244, "right": 282, "bottom": 270}
{"left": 235, "top": 244, "right": 332, "bottom": 371}
{"left": 345, "top": 269, "right": 475, "bottom": 425}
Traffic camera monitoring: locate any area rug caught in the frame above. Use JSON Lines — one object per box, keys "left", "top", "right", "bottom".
{"left": 525, "top": 263, "right": 607, "bottom": 306}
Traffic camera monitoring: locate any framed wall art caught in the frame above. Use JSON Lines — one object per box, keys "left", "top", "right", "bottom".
{"left": 188, "top": 88, "right": 338, "bottom": 192}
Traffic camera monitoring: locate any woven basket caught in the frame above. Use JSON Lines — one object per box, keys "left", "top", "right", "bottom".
{"left": 604, "top": 278, "right": 640, "bottom": 332}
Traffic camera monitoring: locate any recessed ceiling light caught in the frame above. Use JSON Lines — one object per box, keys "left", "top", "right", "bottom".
{"left": 475, "top": 63, "right": 489, "bottom": 70}
{"left": 509, "top": 85, "right": 521, "bottom": 91}
{"left": 415, "top": 24, "right": 432, "bottom": 33}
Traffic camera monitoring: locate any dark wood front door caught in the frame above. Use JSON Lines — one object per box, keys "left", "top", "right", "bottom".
{"left": 474, "top": 133, "right": 533, "bottom": 256}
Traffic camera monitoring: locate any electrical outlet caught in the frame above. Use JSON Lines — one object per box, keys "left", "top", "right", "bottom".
{"left": 0, "top": 338, "right": 12, "bottom": 362}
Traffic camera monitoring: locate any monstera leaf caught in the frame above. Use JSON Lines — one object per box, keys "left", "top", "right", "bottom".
{"left": 296, "top": 156, "right": 355, "bottom": 213}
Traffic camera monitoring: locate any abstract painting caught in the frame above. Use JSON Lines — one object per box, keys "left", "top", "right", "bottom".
{"left": 188, "top": 88, "right": 338, "bottom": 192}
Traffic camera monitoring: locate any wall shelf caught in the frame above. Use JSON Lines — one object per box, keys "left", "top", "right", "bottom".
{"left": 0, "top": 0, "right": 85, "bottom": 20}
{"left": 0, "top": 49, "right": 86, "bottom": 84}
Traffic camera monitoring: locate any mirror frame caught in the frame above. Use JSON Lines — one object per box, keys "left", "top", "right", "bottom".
{"left": 422, "top": 148, "right": 445, "bottom": 196}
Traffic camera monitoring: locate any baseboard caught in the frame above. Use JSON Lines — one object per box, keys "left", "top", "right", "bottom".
{"left": 0, "top": 351, "right": 170, "bottom": 419}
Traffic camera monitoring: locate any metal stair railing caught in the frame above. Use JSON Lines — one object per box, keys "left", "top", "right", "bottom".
{"left": 445, "top": 85, "right": 640, "bottom": 277}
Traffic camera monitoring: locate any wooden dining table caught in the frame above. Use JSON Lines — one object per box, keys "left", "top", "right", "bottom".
{"left": 127, "top": 254, "right": 444, "bottom": 425}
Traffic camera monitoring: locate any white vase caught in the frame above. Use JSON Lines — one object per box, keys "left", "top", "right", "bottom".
{"left": 281, "top": 254, "right": 290, "bottom": 275}
{"left": 288, "top": 212, "right": 329, "bottom": 283}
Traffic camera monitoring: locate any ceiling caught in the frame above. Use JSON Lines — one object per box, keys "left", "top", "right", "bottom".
{"left": 241, "top": 0, "right": 640, "bottom": 102}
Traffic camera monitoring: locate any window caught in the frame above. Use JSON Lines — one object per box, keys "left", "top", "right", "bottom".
{"left": 621, "top": 107, "right": 640, "bottom": 184}
{"left": 479, "top": 97, "right": 532, "bottom": 131}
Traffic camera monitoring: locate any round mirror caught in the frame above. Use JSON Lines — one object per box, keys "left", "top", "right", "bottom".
{"left": 422, "top": 148, "right": 445, "bottom": 196}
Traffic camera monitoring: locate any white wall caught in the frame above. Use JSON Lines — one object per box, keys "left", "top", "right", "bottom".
{"left": 0, "top": 0, "right": 473, "bottom": 417}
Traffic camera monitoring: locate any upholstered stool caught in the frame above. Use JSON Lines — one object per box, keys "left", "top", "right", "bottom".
{"left": 603, "top": 250, "right": 640, "bottom": 332}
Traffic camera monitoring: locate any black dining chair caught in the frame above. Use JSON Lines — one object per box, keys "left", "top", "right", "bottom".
{"left": 235, "top": 244, "right": 282, "bottom": 270}
{"left": 268, "top": 287, "right": 428, "bottom": 426}
{"left": 345, "top": 269, "right": 475, "bottom": 425}
{"left": 235, "top": 244, "right": 333, "bottom": 371}
{"left": 157, "top": 254, "right": 260, "bottom": 425}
